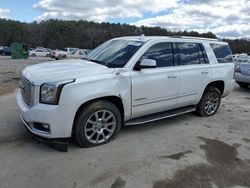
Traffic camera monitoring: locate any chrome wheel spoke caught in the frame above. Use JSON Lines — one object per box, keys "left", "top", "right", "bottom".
{"left": 101, "top": 132, "right": 106, "bottom": 141}
{"left": 205, "top": 92, "right": 219, "bottom": 115}
{"left": 105, "top": 122, "right": 115, "bottom": 127}
{"left": 87, "top": 119, "right": 96, "bottom": 124}
{"left": 94, "top": 112, "right": 99, "bottom": 121}
{"left": 96, "top": 133, "right": 101, "bottom": 143}
{"left": 84, "top": 110, "right": 116, "bottom": 144}
{"left": 87, "top": 131, "right": 96, "bottom": 139}
{"left": 85, "top": 127, "right": 94, "bottom": 132}
{"left": 104, "top": 127, "right": 113, "bottom": 133}
{"left": 104, "top": 114, "right": 113, "bottom": 121}
{"left": 102, "top": 111, "right": 106, "bottom": 119}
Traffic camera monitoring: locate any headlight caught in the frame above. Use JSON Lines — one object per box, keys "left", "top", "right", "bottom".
{"left": 40, "top": 79, "right": 75, "bottom": 105}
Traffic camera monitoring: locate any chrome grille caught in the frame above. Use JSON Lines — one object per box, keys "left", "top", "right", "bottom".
{"left": 20, "top": 76, "right": 33, "bottom": 107}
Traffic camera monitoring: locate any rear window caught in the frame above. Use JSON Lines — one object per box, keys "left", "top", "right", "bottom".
{"left": 210, "top": 44, "right": 233, "bottom": 63}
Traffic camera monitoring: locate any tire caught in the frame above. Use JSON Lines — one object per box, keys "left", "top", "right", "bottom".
{"left": 73, "top": 100, "right": 122, "bottom": 148}
{"left": 58, "top": 55, "right": 64, "bottom": 60}
{"left": 238, "top": 82, "right": 249, "bottom": 88}
{"left": 196, "top": 86, "right": 221, "bottom": 117}
{"left": 31, "top": 53, "right": 36, "bottom": 57}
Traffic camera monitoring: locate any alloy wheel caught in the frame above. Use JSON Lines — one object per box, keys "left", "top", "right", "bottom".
{"left": 204, "top": 92, "right": 220, "bottom": 115}
{"left": 84, "top": 110, "right": 116, "bottom": 144}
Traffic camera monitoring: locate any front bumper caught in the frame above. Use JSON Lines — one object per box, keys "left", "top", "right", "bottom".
{"left": 16, "top": 89, "right": 75, "bottom": 139}
{"left": 21, "top": 116, "right": 68, "bottom": 152}
{"left": 235, "top": 73, "right": 250, "bottom": 84}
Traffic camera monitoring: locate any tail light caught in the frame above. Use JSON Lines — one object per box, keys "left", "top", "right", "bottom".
{"left": 235, "top": 65, "right": 241, "bottom": 73}
{"left": 234, "top": 64, "right": 241, "bottom": 79}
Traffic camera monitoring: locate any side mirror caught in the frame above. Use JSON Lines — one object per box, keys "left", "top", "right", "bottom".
{"left": 137, "top": 59, "right": 156, "bottom": 70}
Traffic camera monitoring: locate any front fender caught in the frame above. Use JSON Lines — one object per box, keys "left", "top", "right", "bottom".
{"left": 59, "top": 74, "right": 131, "bottom": 122}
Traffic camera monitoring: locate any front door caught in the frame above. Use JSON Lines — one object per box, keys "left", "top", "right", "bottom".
{"left": 131, "top": 42, "right": 180, "bottom": 118}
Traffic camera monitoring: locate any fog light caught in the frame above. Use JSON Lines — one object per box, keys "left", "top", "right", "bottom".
{"left": 33, "top": 122, "right": 50, "bottom": 133}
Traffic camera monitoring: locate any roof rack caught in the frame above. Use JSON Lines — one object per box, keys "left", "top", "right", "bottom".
{"left": 169, "top": 36, "right": 219, "bottom": 41}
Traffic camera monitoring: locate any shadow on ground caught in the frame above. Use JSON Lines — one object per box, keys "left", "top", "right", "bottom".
{"left": 153, "top": 137, "right": 250, "bottom": 188}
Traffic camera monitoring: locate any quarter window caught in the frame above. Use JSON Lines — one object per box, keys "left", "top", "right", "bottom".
{"left": 210, "top": 43, "right": 233, "bottom": 63}
{"left": 140, "top": 43, "right": 174, "bottom": 67}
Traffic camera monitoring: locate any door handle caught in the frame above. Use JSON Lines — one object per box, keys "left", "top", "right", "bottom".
{"left": 167, "top": 74, "right": 178, "bottom": 78}
{"left": 201, "top": 70, "right": 209, "bottom": 74}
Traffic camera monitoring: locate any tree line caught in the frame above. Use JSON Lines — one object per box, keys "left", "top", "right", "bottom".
{"left": 0, "top": 18, "right": 249, "bottom": 54}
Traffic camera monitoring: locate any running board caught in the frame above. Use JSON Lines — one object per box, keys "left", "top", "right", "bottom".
{"left": 125, "top": 106, "right": 196, "bottom": 126}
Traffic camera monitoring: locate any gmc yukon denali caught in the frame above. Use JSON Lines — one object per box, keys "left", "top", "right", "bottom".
{"left": 17, "top": 36, "right": 234, "bottom": 148}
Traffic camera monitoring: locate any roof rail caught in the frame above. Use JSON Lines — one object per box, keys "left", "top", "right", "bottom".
{"left": 170, "top": 36, "right": 219, "bottom": 41}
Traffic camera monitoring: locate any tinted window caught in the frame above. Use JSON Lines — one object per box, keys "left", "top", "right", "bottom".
{"left": 140, "top": 43, "right": 174, "bottom": 67}
{"left": 210, "top": 43, "right": 233, "bottom": 63}
{"left": 177, "top": 43, "right": 200, "bottom": 65}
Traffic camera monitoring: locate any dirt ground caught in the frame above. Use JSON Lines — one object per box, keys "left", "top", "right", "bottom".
{"left": 0, "top": 55, "right": 250, "bottom": 188}
{"left": 0, "top": 56, "right": 53, "bottom": 95}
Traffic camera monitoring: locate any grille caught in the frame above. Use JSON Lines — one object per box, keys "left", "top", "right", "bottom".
{"left": 20, "top": 76, "right": 33, "bottom": 107}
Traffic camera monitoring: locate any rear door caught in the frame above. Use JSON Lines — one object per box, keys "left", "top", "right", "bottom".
{"left": 131, "top": 42, "right": 180, "bottom": 118}
{"left": 174, "top": 42, "right": 210, "bottom": 107}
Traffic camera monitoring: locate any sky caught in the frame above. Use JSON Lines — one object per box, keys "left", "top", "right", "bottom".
{"left": 0, "top": 0, "right": 249, "bottom": 38}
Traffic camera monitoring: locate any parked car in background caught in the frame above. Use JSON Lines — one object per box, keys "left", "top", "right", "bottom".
{"left": 29, "top": 49, "right": 50, "bottom": 57}
{"left": 66, "top": 49, "right": 91, "bottom": 59}
{"left": 46, "top": 48, "right": 55, "bottom": 58}
{"left": 235, "top": 60, "right": 250, "bottom": 88}
{"left": 233, "top": 53, "right": 250, "bottom": 64}
{"left": 0, "top": 46, "right": 8, "bottom": 50}
{"left": 17, "top": 36, "right": 234, "bottom": 148}
{"left": 53, "top": 47, "right": 78, "bottom": 60}
{"left": 0, "top": 47, "right": 11, "bottom": 56}
{"left": 52, "top": 49, "right": 67, "bottom": 60}
{"left": 29, "top": 48, "right": 35, "bottom": 52}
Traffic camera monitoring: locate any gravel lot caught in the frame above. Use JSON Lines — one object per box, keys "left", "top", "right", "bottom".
{"left": 0, "top": 56, "right": 250, "bottom": 188}
{"left": 0, "top": 56, "right": 53, "bottom": 95}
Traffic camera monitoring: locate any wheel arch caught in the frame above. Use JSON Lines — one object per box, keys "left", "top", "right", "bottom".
{"left": 205, "top": 80, "right": 225, "bottom": 95}
{"left": 72, "top": 95, "right": 125, "bottom": 136}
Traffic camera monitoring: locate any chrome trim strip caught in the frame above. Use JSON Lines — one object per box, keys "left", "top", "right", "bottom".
{"left": 125, "top": 108, "right": 195, "bottom": 126}
{"left": 20, "top": 75, "right": 35, "bottom": 108}
{"left": 134, "top": 97, "right": 147, "bottom": 101}
{"left": 133, "top": 93, "right": 198, "bottom": 107}
{"left": 20, "top": 115, "right": 31, "bottom": 130}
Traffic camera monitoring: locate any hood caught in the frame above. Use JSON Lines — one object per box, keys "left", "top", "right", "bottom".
{"left": 22, "top": 59, "right": 114, "bottom": 85}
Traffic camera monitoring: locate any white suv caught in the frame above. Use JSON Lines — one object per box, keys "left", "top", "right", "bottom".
{"left": 17, "top": 36, "right": 234, "bottom": 148}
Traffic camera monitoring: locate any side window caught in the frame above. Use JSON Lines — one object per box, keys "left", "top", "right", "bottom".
{"left": 210, "top": 43, "right": 233, "bottom": 63}
{"left": 140, "top": 43, "right": 174, "bottom": 67}
{"left": 177, "top": 43, "right": 200, "bottom": 65}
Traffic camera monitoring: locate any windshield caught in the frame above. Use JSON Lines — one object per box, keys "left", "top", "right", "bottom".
{"left": 86, "top": 39, "right": 144, "bottom": 68}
